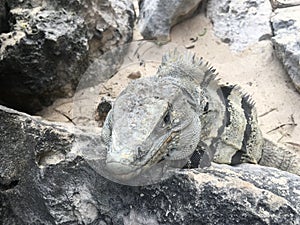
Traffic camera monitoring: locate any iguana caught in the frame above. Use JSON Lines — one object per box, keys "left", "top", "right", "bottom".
{"left": 101, "top": 50, "right": 300, "bottom": 181}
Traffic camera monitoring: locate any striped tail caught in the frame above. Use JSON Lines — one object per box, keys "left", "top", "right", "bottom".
{"left": 259, "top": 139, "right": 300, "bottom": 176}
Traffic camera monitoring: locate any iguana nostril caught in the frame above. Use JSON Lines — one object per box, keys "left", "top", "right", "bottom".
{"left": 137, "top": 146, "right": 143, "bottom": 157}
{"left": 163, "top": 111, "right": 171, "bottom": 124}
{"left": 204, "top": 102, "right": 209, "bottom": 112}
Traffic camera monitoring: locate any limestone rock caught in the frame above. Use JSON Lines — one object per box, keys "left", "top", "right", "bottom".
{"left": 0, "top": 7, "right": 89, "bottom": 113}
{"left": 0, "top": 0, "right": 135, "bottom": 113}
{"left": 138, "top": 0, "right": 203, "bottom": 41}
{"left": 207, "top": 0, "right": 273, "bottom": 51}
{"left": 49, "top": 0, "right": 136, "bottom": 57}
{"left": 271, "top": 6, "right": 300, "bottom": 93}
{"left": 0, "top": 105, "right": 299, "bottom": 224}
{"left": 6, "top": 0, "right": 135, "bottom": 57}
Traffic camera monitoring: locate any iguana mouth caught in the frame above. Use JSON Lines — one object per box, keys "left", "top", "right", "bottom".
{"left": 106, "top": 106, "right": 198, "bottom": 181}
{"left": 105, "top": 131, "right": 177, "bottom": 180}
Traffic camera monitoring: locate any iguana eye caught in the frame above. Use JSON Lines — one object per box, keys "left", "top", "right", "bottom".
{"left": 136, "top": 146, "right": 144, "bottom": 159}
{"left": 163, "top": 102, "right": 173, "bottom": 125}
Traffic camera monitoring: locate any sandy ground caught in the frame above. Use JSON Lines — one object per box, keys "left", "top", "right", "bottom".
{"left": 38, "top": 9, "right": 300, "bottom": 150}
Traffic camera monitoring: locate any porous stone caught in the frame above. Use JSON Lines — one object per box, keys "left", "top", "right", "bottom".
{"left": 0, "top": 7, "right": 88, "bottom": 112}
{"left": 0, "top": 0, "right": 135, "bottom": 113}
{"left": 138, "top": 0, "right": 203, "bottom": 41}
{"left": 207, "top": 0, "right": 273, "bottom": 51}
{"left": 6, "top": 0, "right": 135, "bottom": 57}
{"left": 49, "top": 0, "right": 136, "bottom": 57}
{"left": 271, "top": 5, "right": 300, "bottom": 93}
{"left": 0, "top": 7, "right": 89, "bottom": 113}
{"left": 0, "top": 105, "right": 299, "bottom": 224}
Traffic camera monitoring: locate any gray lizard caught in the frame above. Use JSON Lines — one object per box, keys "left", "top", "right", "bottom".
{"left": 101, "top": 50, "right": 300, "bottom": 181}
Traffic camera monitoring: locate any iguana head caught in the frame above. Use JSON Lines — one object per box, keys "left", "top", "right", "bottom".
{"left": 101, "top": 50, "right": 218, "bottom": 182}
{"left": 102, "top": 77, "right": 202, "bottom": 181}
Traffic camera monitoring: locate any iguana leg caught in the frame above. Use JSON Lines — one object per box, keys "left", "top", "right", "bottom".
{"left": 183, "top": 145, "right": 210, "bottom": 169}
{"left": 259, "top": 139, "right": 300, "bottom": 176}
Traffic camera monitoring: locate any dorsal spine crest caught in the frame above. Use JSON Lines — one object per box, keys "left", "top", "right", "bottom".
{"left": 157, "top": 49, "right": 217, "bottom": 87}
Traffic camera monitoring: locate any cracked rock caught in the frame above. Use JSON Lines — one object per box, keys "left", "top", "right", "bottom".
{"left": 138, "top": 0, "right": 203, "bottom": 41}
{"left": 48, "top": 0, "right": 136, "bottom": 57}
{"left": 0, "top": 0, "right": 135, "bottom": 113}
{"left": 271, "top": 5, "right": 300, "bottom": 93}
{"left": 0, "top": 7, "right": 89, "bottom": 113}
{"left": 207, "top": 0, "right": 273, "bottom": 51}
{"left": 0, "top": 105, "right": 299, "bottom": 224}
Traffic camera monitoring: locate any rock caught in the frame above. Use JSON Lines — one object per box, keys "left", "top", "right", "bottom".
{"left": 0, "top": 7, "right": 89, "bottom": 113}
{"left": 138, "top": 0, "right": 203, "bottom": 41}
{"left": 271, "top": 6, "right": 300, "bottom": 93}
{"left": 48, "top": 0, "right": 136, "bottom": 57}
{"left": 7, "top": 0, "right": 135, "bottom": 52}
{"left": 1, "top": 105, "right": 299, "bottom": 224}
{"left": 127, "top": 71, "right": 142, "bottom": 79}
{"left": 0, "top": 0, "right": 135, "bottom": 113}
{"left": 207, "top": 0, "right": 273, "bottom": 51}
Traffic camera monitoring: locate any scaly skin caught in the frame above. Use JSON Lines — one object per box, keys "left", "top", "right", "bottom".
{"left": 101, "top": 50, "right": 300, "bottom": 181}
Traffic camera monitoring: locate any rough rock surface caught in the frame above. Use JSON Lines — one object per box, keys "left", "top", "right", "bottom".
{"left": 271, "top": 5, "right": 300, "bottom": 93}
{"left": 0, "top": 7, "right": 89, "bottom": 113}
{"left": 49, "top": 0, "right": 135, "bottom": 57}
{"left": 7, "top": 0, "right": 135, "bottom": 56}
{"left": 0, "top": 105, "right": 299, "bottom": 225}
{"left": 0, "top": 0, "right": 135, "bottom": 113}
{"left": 138, "top": 0, "right": 203, "bottom": 41}
{"left": 207, "top": 0, "right": 273, "bottom": 51}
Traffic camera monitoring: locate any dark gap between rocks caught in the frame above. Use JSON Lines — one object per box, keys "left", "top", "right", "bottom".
{"left": 96, "top": 98, "right": 112, "bottom": 126}
{"left": 0, "top": 2, "right": 11, "bottom": 34}
{"left": 0, "top": 179, "right": 20, "bottom": 191}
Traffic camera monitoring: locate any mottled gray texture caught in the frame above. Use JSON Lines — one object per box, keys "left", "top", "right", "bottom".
{"left": 1, "top": 100, "right": 299, "bottom": 223}
{"left": 271, "top": 5, "right": 300, "bottom": 93}
{"left": 207, "top": 0, "right": 272, "bottom": 51}
{"left": 49, "top": 0, "right": 136, "bottom": 57}
{"left": 138, "top": 0, "right": 202, "bottom": 41}
{"left": 6, "top": 0, "right": 135, "bottom": 56}
{"left": 0, "top": 0, "right": 135, "bottom": 113}
{"left": 0, "top": 7, "right": 89, "bottom": 113}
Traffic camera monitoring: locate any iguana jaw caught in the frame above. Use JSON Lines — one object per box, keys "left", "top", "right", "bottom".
{"left": 105, "top": 131, "right": 177, "bottom": 180}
